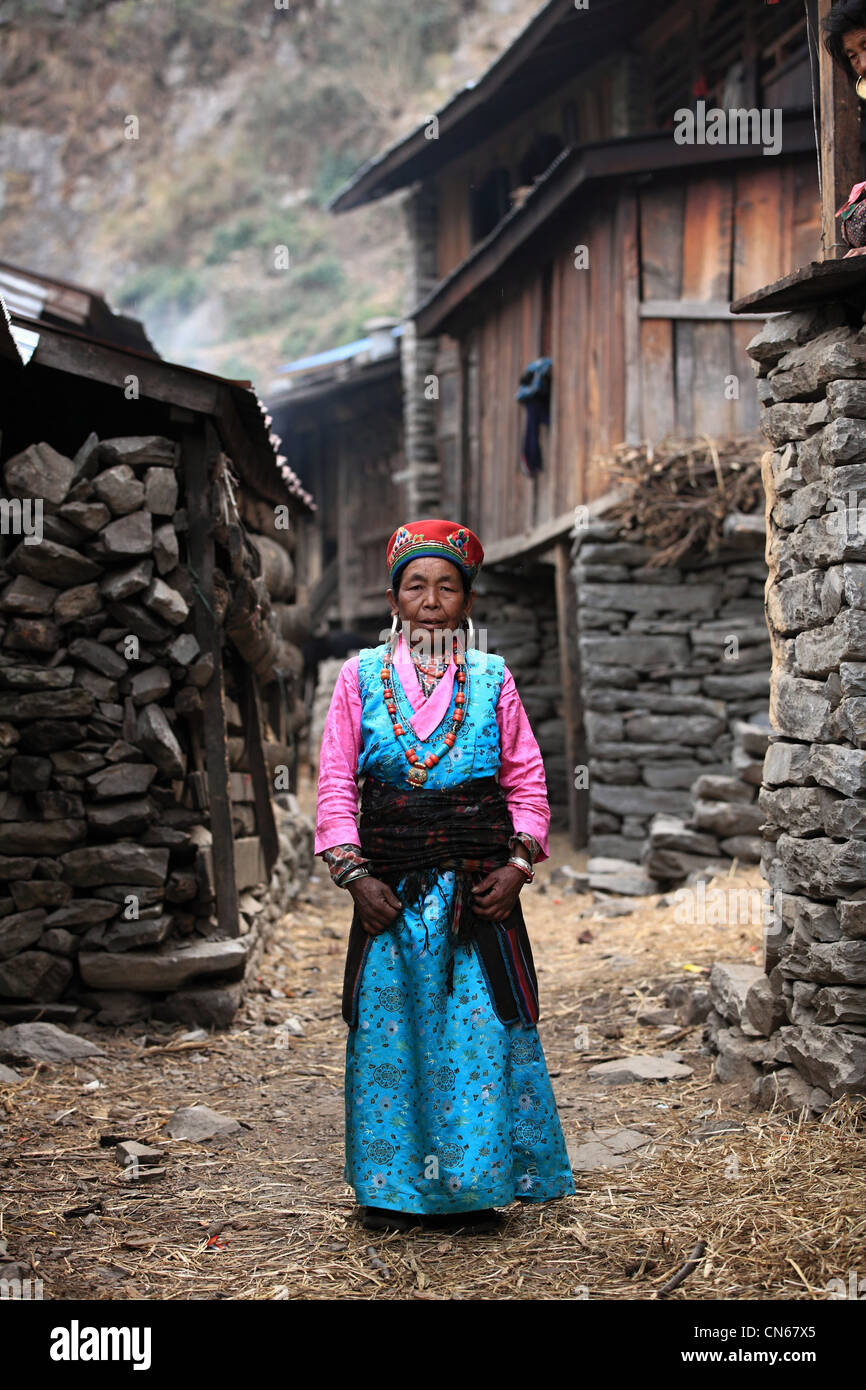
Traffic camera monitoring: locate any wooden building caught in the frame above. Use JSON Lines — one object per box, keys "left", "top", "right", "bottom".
{"left": 330, "top": 0, "right": 824, "bottom": 840}
{"left": 266, "top": 321, "right": 406, "bottom": 634}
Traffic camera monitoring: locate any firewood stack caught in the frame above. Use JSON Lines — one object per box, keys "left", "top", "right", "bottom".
{"left": 0, "top": 434, "right": 312, "bottom": 1029}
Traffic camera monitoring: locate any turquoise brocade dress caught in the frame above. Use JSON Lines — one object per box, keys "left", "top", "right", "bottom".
{"left": 344, "top": 642, "right": 575, "bottom": 1216}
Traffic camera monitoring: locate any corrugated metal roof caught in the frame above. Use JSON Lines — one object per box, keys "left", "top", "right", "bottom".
{"left": 1, "top": 292, "right": 315, "bottom": 512}
{"left": 0, "top": 259, "right": 158, "bottom": 357}
{"left": 274, "top": 323, "right": 403, "bottom": 380}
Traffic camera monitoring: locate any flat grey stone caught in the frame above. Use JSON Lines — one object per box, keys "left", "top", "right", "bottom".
{"left": 0, "top": 909, "right": 46, "bottom": 960}
{"left": 78, "top": 937, "right": 247, "bottom": 992}
{"left": 59, "top": 843, "right": 169, "bottom": 887}
{"left": 779, "top": 1024, "right": 866, "bottom": 1098}
{"left": 3, "top": 441, "right": 75, "bottom": 507}
{"left": 143, "top": 468, "right": 178, "bottom": 515}
{"left": 585, "top": 857, "right": 657, "bottom": 897}
{"left": 136, "top": 705, "right": 185, "bottom": 778}
{"left": 100, "top": 560, "right": 153, "bottom": 603}
{"left": 0, "top": 1021, "right": 105, "bottom": 1063}
{"left": 115, "top": 1140, "right": 164, "bottom": 1168}
{"left": 93, "top": 465, "right": 145, "bottom": 516}
{"left": 568, "top": 1126, "right": 655, "bottom": 1171}
{"left": 165, "top": 1104, "right": 241, "bottom": 1141}
{"left": 8, "top": 538, "right": 102, "bottom": 587}
{"left": 586, "top": 1054, "right": 693, "bottom": 1084}
{"left": 99, "top": 510, "right": 153, "bottom": 557}
{"left": 709, "top": 962, "right": 766, "bottom": 1026}
{"left": 99, "top": 436, "right": 178, "bottom": 469}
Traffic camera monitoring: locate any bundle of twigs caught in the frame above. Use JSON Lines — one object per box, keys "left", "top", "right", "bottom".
{"left": 601, "top": 434, "right": 765, "bottom": 568}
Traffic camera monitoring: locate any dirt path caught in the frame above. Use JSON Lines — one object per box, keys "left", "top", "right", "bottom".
{"left": 1, "top": 784, "right": 863, "bottom": 1300}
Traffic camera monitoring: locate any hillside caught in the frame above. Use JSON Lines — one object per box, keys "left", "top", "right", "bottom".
{"left": 0, "top": 0, "right": 540, "bottom": 388}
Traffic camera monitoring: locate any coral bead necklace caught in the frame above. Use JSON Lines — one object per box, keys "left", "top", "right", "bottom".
{"left": 380, "top": 634, "right": 468, "bottom": 787}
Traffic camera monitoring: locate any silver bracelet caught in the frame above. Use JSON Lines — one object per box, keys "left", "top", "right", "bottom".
{"left": 340, "top": 867, "right": 370, "bottom": 888}
{"left": 507, "top": 856, "right": 533, "bottom": 882}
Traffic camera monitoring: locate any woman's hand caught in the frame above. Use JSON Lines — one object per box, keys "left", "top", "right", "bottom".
{"left": 348, "top": 876, "right": 403, "bottom": 936}
{"left": 844, "top": 245, "right": 866, "bottom": 257}
{"left": 470, "top": 865, "right": 526, "bottom": 922}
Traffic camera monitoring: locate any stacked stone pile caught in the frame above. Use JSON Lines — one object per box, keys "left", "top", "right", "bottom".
{"left": 0, "top": 434, "right": 311, "bottom": 1028}
{"left": 572, "top": 520, "right": 770, "bottom": 864}
{"left": 470, "top": 564, "right": 566, "bottom": 827}
{"left": 310, "top": 657, "right": 349, "bottom": 772}
{"left": 704, "top": 961, "right": 831, "bottom": 1114}
{"left": 710, "top": 302, "right": 866, "bottom": 1106}
{"left": 644, "top": 714, "right": 772, "bottom": 882}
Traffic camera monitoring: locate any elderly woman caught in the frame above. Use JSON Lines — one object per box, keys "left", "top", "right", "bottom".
{"left": 824, "top": 0, "right": 866, "bottom": 255}
{"left": 315, "top": 518, "right": 574, "bottom": 1233}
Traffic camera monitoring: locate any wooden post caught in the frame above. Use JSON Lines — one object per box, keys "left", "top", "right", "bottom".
{"left": 238, "top": 661, "right": 280, "bottom": 878}
{"left": 818, "top": 0, "right": 863, "bottom": 259}
{"left": 621, "top": 189, "right": 642, "bottom": 444}
{"left": 184, "top": 419, "right": 240, "bottom": 939}
{"left": 554, "top": 538, "right": 587, "bottom": 849}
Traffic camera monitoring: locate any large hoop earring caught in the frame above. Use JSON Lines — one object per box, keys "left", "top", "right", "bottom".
{"left": 389, "top": 612, "right": 399, "bottom": 650}
{"left": 857, "top": 75, "right": 866, "bottom": 101}
{"left": 465, "top": 614, "right": 474, "bottom": 644}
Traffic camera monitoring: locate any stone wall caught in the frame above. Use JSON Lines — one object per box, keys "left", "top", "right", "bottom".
{"left": 0, "top": 434, "right": 312, "bottom": 1029}
{"left": 572, "top": 519, "right": 770, "bottom": 865}
{"left": 714, "top": 301, "right": 866, "bottom": 1108}
{"left": 310, "top": 655, "right": 348, "bottom": 774}
{"left": 644, "top": 716, "right": 771, "bottom": 881}
{"left": 470, "top": 562, "right": 566, "bottom": 829}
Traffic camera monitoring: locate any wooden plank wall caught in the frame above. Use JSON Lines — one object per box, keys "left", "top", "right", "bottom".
{"left": 456, "top": 155, "right": 821, "bottom": 549}
{"left": 334, "top": 386, "right": 405, "bottom": 623}
{"left": 640, "top": 161, "right": 821, "bottom": 448}
{"left": 433, "top": 65, "right": 618, "bottom": 283}
{"left": 466, "top": 191, "right": 629, "bottom": 541}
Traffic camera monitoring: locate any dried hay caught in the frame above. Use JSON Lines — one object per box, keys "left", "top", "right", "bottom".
{"left": 1, "top": 843, "right": 863, "bottom": 1301}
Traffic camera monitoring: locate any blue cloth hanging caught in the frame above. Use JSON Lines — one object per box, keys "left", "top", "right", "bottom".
{"left": 516, "top": 357, "right": 552, "bottom": 478}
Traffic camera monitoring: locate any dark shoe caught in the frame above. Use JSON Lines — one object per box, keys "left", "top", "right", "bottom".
{"left": 359, "top": 1205, "right": 419, "bottom": 1232}
{"left": 425, "top": 1208, "right": 505, "bottom": 1234}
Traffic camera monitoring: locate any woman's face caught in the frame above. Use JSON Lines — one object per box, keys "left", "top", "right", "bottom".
{"left": 387, "top": 556, "right": 473, "bottom": 654}
{"left": 843, "top": 26, "right": 866, "bottom": 78}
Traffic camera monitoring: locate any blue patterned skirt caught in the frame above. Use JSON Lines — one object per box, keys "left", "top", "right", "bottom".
{"left": 345, "top": 868, "right": 575, "bottom": 1214}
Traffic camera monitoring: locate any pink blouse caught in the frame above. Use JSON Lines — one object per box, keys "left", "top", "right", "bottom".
{"left": 314, "top": 632, "right": 550, "bottom": 860}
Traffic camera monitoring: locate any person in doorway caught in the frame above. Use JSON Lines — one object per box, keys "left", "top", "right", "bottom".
{"left": 823, "top": 0, "right": 866, "bottom": 254}
{"left": 314, "top": 518, "right": 575, "bottom": 1233}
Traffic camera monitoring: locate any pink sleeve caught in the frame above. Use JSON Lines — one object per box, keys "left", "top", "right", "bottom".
{"left": 314, "top": 657, "right": 364, "bottom": 854}
{"left": 496, "top": 664, "right": 550, "bottom": 862}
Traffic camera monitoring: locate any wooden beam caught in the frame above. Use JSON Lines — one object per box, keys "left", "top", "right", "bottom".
{"left": 639, "top": 300, "right": 768, "bottom": 320}
{"left": 482, "top": 488, "right": 632, "bottom": 566}
{"left": 237, "top": 661, "right": 280, "bottom": 879}
{"left": 731, "top": 254, "right": 866, "bottom": 314}
{"left": 22, "top": 316, "right": 221, "bottom": 413}
{"left": 818, "top": 0, "right": 863, "bottom": 260}
{"left": 554, "top": 539, "right": 586, "bottom": 850}
{"left": 621, "top": 190, "right": 642, "bottom": 445}
{"left": 184, "top": 419, "right": 240, "bottom": 939}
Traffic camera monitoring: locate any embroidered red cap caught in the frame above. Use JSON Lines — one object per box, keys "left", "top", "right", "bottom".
{"left": 386, "top": 519, "right": 484, "bottom": 587}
